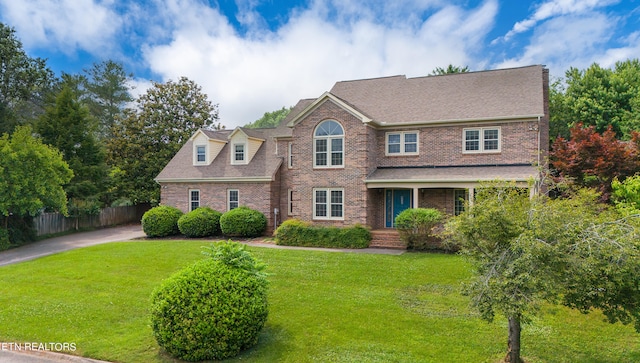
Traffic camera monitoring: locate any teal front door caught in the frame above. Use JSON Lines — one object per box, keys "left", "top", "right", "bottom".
{"left": 385, "top": 189, "right": 412, "bottom": 228}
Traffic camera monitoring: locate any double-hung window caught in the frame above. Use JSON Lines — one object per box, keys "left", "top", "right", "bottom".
{"left": 463, "top": 127, "right": 501, "bottom": 153}
{"left": 386, "top": 131, "right": 419, "bottom": 155}
{"left": 232, "top": 143, "right": 246, "bottom": 164}
{"left": 313, "top": 188, "right": 344, "bottom": 220}
{"left": 189, "top": 189, "right": 200, "bottom": 211}
{"left": 314, "top": 120, "right": 344, "bottom": 168}
{"left": 228, "top": 189, "right": 239, "bottom": 210}
{"left": 195, "top": 145, "right": 206, "bottom": 164}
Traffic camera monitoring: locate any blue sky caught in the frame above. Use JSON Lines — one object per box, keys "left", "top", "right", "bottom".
{"left": 1, "top": 0, "right": 639, "bottom": 128}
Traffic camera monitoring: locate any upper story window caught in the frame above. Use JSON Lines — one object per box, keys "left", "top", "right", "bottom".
{"left": 232, "top": 143, "right": 246, "bottom": 164}
{"left": 314, "top": 120, "right": 344, "bottom": 168}
{"left": 193, "top": 145, "right": 207, "bottom": 165}
{"left": 288, "top": 142, "right": 293, "bottom": 168}
{"left": 463, "top": 127, "right": 501, "bottom": 153}
{"left": 386, "top": 131, "right": 419, "bottom": 155}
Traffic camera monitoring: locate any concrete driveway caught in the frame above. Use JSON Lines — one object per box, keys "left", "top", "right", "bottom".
{"left": 0, "top": 224, "right": 146, "bottom": 267}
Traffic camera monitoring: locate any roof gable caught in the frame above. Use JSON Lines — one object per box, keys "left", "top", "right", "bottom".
{"left": 286, "top": 92, "right": 372, "bottom": 127}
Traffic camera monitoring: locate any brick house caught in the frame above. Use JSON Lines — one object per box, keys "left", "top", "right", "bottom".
{"left": 156, "top": 65, "right": 549, "bottom": 239}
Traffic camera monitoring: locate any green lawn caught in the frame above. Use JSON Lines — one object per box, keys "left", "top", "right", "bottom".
{"left": 0, "top": 241, "right": 638, "bottom": 362}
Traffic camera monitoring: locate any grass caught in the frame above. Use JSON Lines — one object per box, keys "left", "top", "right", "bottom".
{"left": 0, "top": 241, "right": 638, "bottom": 362}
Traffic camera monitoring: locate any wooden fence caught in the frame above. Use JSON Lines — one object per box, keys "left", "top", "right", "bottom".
{"left": 33, "top": 204, "right": 151, "bottom": 236}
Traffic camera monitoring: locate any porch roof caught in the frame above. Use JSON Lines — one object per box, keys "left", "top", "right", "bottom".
{"left": 365, "top": 164, "right": 538, "bottom": 187}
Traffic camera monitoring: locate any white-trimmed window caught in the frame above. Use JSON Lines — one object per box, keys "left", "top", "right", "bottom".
{"left": 288, "top": 142, "right": 293, "bottom": 168}
{"left": 232, "top": 143, "right": 246, "bottom": 164}
{"left": 189, "top": 189, "right": 200, "bottom": 211}
{"left": 194, "top": 145, "right": 206, "bottom": 164}
{"left": 463, "top": 127, "right": 501, "bottom": 153}
{"left": 314, "top": 120, "right": 344, "bottom": 168}
{"left": 313, "top": 188, "right": 344, "bottom": 220}
{"left": 454, "top": 189, "right": 468, "bottom": 216}
{"left": 228, "top": 189, "right": 239, "bottom": 210}
{"left": 386, "top": 131, "right": 419, "bottom": 155}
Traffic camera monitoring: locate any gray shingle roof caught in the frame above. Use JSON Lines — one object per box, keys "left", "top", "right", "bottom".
{"left": 329, "top": 65, "right": 545, "bottom": 125}
{"left": 156, "top": 127, "right": 282, "bottom": 182}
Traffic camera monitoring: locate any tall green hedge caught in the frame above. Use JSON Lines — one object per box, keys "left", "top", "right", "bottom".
{"left": 274, "top": 219, "right": 371, "bottom": 248}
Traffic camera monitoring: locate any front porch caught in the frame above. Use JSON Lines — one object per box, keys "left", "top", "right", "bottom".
{"left": 365, "top": 164, "right": 540, "bottom": 230}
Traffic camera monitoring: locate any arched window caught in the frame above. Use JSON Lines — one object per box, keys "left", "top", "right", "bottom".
{"left": 313, "top": 120, "right": 344, "bottom": 168}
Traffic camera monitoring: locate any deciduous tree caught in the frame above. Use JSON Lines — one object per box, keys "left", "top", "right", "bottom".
{"left": 0, "top": 126, "right": 73, "bottom": 227}
{"left": 0, "top": 23, "right": 54, "bottom": 134}
{"left": 550, "top": 123, "right": 639, "bottom": 201}
{"left": 446, "top": 183, "right": 640, "bottom": 363}
{"left": 554, "top": 59, "right": 640, "bottom": 139}
{"left": 244, "top": 106, "right": 291, "bottom": 128}
{"left": 107, "top": 77, "right": 219, "bottom": 204}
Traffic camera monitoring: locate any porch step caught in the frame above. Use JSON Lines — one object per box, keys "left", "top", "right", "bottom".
{"left": 369, "top": 229, "right": 406, "bottom": 250}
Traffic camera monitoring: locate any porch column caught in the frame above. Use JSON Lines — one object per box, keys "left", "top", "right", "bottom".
{"left": 413, "top": 188, "right": 420, "bottom": 208}
{"left": 468, "top": 187, "right": 475, "bottom": 207}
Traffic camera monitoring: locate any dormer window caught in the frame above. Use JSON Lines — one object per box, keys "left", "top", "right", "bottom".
{"left": 195, "top": 145, "right": 206, "bottom": 163}
{"left": 232, "top": 143, "right": 246, "bottom": 164}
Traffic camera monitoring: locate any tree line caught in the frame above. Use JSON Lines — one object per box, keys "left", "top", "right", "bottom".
{"left": 0, "top": 23, "right": 220, "bottom": 246}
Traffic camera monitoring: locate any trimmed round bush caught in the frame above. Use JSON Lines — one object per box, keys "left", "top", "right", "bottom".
{"left": 220, "top": 206, "right": 267, "bottom": 237}
{"left": 395, "top": 208, "right": 444, "bottom": 250}
{"left": 150, "top": 242, "right": 268, "bottom": 361}
{"left": 141, "top": 205, "right": 183, "bottom": 237}
{"left": 177, "top": 207, "right": 222, "bottom": 237}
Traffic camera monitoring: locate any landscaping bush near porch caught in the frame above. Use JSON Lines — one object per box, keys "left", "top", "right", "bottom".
{"left": 395, "top": 208, "right": 445, "bottom": 251}
{"left": 274, "top": 219, "right": 371, "bottom": 248}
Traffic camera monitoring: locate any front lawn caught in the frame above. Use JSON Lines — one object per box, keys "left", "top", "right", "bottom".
{"left": 0, "top": 241, "right": 638, "bottom": 362}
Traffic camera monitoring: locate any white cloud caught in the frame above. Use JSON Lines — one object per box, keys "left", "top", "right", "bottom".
{"left": 496, "top": 13, "right": 614, "bottom": 75}
{"left": 0, "top": 0, "right": 120, "bottom": 54}
{"left": 142, "top": 0, "right": 499, "bottom": 128}
{"left": 498, "top": 0, "right": 619, "bottom": 43}
{"left": 598, "top": 31, "right": 640, "bottom": 69}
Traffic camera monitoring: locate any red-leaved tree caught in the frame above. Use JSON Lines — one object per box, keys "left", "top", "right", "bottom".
{"left": 550, "top": 123, "right": 640, "bottom": 202}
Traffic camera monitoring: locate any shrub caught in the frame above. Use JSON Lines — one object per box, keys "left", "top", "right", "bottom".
{"left": 177, "top": 207, "right": 222, "bottom": 237}
{"left": 220, "top": 206, "right": 267, "bottom": 237}
{"left": 0, "top": 228, "right": 10, "bottom": 251}
{"left": 141, "top": 205, "right": 183, "bottom": 237}
{"left": 395, "top": 208, "right": 444, "bottom": 251}
{"left": 274, "top": 219, "right": 371, "bottom": 249}
{"left": 150, "top": 241, "right": 268, "bottom": 361}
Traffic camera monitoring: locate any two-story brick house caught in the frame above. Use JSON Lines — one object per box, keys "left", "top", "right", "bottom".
{"left": 156, "top": 65, "right": 549, "bottom": 236}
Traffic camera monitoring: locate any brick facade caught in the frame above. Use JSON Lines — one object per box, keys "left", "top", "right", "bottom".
{"left": 158, "top": 66, "right": 549, "bottom": 235}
